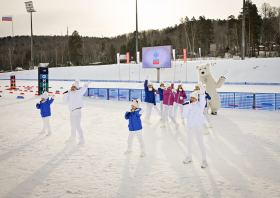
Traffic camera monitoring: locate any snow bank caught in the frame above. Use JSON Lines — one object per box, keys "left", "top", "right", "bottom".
{"left": 1, "top": 58, "right": 280, "bottom": 83}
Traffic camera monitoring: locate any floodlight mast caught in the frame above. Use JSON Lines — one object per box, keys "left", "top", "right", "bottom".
{"left": 24, "top": 1, "right": 36, "bottom": 70}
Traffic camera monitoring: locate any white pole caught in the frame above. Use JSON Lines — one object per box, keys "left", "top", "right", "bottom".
{"left": 199, "top": 48, "right": 201, "bottom": 64}
{"left": 139, "top": 63, "right": 140, "bottom": 81}
{"left": 12, "top": 16, "right": 14, "bottom": 37}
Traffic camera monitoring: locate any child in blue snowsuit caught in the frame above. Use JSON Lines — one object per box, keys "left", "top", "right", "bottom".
{"left": 36, "top": 92, "right": 54, "bottom": 136}
{"left": 124, "top": 99, "right": 146, "bottom": 157}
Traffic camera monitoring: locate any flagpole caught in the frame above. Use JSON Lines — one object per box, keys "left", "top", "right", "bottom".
{"left": 12, "top": 16, "right": 14, "bottom": 37}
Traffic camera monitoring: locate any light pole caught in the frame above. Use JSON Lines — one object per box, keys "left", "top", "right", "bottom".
{"left": 24, "top": 1, "right": 36, "bottom": 69}
{"left": 242, "top": 0, "right": 245, "bottom": 60}
{"left": 136, "top": 0, "right": 138, "bottom": 61}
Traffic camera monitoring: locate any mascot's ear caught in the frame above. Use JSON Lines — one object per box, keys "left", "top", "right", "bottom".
{"left": 206, "top": 63, "right": 211, "bottom": 67}
{"left": 196, "top": 65, "right": 199, "bottom": 70}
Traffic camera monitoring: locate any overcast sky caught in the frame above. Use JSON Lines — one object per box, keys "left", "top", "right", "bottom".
{"left": 0, "top": 0, "right": 279, "bottom": 38}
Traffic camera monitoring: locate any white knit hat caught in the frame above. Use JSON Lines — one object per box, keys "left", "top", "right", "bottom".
{"left": 166, "top": 83, "right": 171, "bottom": 88}
{"left": 160, "top": 81, "right": 164, "bottom": 85}
{"left": 131, "top": 99, "right": 141, "bottom": 108}
{"left": 196, "top": 82, "right": 202, "bottom": 88}
{"left": 148, "top": 81, "right": 153, "bottom": 86}
{"left": 179, "top": 82, "right": 183, "bottom": 88}
{"left": 72, "top": 79, "right": 80, "bottom": 88}
{"left": 190, "top": 91, "right": 198, "bottom": 99}
{"left": 41, "top": 92, "right": 49, "bottom": 99}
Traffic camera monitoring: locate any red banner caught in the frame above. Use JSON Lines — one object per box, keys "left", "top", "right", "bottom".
{"left": 183, "top": 49, "right": 187, "bottom": 62}
{"left": 126, "top": 52, "right": 129, "bottom": 64}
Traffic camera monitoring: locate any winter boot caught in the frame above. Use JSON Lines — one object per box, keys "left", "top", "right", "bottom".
{"left": 124, "top": 150, "right": 132, "bottom": 154}
{"left": 183, "top": 157, "right": 193, "bottom": 164}
{"left": 204, "top": 129, "right": 210, "bottom": 135}
{"left": 38, "top": 131, "right": 46, "bottom": 134}
{"left": 160, "top": 123, "right": 166, "bottom": 128}
{"left": 140, "top": 152, "right": 146, "bottom": 157}
{"left": 65, "top": 139, "right": 75, "bottom": 143}
{"left": 46, "top": 132, "right": 52, "bottom": 136}
{"left": 78, "top": 141, "right": 85, "bottom": 145}
{"left": 175, "top": 122, "right": 179, "bottom": 129}
{"left": 201, "top": 160, "right": 208, "bottom": 168}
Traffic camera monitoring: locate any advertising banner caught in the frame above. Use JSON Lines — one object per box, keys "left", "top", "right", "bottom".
{"left": 137, "top": 51, "right": 140, "bottom": 64}
{"left": 38, "top": 67, "right": 49, "bottom": 95}
{"left": 10, "top": 75, "right": 16, "bottom": 89}
{"left": 117, "top": 53, "right": 120, "bottom": 65}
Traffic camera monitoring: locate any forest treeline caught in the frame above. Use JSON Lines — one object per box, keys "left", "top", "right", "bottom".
{"left": 0, "top": 0, "right": 279, "bottom": 71}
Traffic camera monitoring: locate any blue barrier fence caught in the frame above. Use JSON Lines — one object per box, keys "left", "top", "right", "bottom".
{"left": 86, "top": 88, "right": 279, "bottom": 111}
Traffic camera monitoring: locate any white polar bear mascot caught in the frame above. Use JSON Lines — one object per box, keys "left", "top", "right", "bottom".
{"left": 196, "top": 63, "right": 226, "bottom": 115}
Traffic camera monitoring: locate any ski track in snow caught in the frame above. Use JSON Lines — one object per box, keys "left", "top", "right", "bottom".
{"left": 0, "top": 81, "right": 280, "bottom": 198}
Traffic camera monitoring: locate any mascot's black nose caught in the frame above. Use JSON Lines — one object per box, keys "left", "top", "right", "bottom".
{"left": 201, "top": 72, "right": 205, "bottom": 74}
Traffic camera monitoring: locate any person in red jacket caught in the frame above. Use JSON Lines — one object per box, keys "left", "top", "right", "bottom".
{"left": 160, "top": 80, "right": 179, "bottom": 129}
{"left": 174, "top": 82, "right": 187, "bottom": 123}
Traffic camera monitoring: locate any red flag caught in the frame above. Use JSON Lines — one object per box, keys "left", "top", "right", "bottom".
{"left": 183, "top": 49, "right": 187, "bottom": 62}
{"left": 126, "top": 52, "right": 129, "bottom": 64}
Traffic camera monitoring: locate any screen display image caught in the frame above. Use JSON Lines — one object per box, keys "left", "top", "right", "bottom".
{"left": 142, "top": 46, "right": 171, "bottom": 68}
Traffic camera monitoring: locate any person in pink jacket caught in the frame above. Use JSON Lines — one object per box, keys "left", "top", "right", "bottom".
{"left": 160, "top": 80, "right": 179, "bottom": 129}
{"left": 174, "top": 82, "right": 187, "bottom": 123}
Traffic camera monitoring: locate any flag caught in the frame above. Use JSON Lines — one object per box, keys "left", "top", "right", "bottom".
{"left": 126, "top": 52, "right": 129, "bottom": 64}
{"left": 2, "top": 16, "right": 12, "bottom": 21}
{"left": 117, "top": 53, "right": 120, "bottom": 65}
{"left": 183, "top": 49, "right": 187, "bottom": 62}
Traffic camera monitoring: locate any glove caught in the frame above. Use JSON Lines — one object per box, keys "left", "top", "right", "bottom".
{"left": 200, "top": 86, "right": 206, "bottom": 95}
{"left": 183, "top": 101, "right": 190, "bottom": 105}
{"left": 36, "top": 102, "right": 40, "bottom": 105}
{"left": 139, "top": 110, "right": 144, "bottom": 114}
{"left": 85, "top": 81, "right": 91, "bottom": 87}
{"left": 126, "top": 112, "right": 131, "bottom": 117}
{"left": 180, "top": 96, "right": 183, "bottom": 100}
{"left": 64, "top": 90, "right": 69, "bottom": 94}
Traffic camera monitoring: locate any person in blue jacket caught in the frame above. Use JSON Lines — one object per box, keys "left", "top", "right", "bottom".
{"left": 36, "top": 92, "right": 54, "bottom": 136}
{"left": 124, "top": 99, "right": 146, "bottom": 157}
{"left": 143, "top": 75, "right": 160, "bottom": 124}
{"left": 158, "top": 80, "right": 165, "bottom": 120}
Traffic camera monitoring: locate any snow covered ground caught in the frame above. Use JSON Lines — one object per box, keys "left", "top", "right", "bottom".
{"left": 1, "top": 80, "right": 280, "bottom": 198}
{"left": 1, "top": 58, "right": 280, "bottom": 83}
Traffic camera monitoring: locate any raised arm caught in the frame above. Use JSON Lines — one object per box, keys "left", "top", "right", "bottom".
{"left": 198, "top": 87, "right": 206, "bottom": 109}
{"left": 206, "top": 93, "right": 211, "bottom": 100}
{"left": 125, "top": 111, "right": 131, "bottom": 120}
{"left": 163, "top": 89, "right": 172, "bottom": 96}
{"left": 78, "top": 82, "right": 89, "bottom": 96}
{"left": 48, "top": 98, "right": 54, "bottom": 105}
{"left": 216, "top": 76, "right": 226, "bottom": 88}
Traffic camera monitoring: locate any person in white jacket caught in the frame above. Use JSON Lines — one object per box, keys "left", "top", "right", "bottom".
{"left": 63, "top": 79, "right": 90, "bottom": 145}
{"left": 182, "top": 83, "right": 208, "bottom": 168}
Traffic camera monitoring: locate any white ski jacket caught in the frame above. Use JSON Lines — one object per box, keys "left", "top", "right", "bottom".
{"left": 182, "top": 92, "right": 206, "bottom": 128}
{"left": 63, "top": 83, "right": 88, "bottom": 111}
